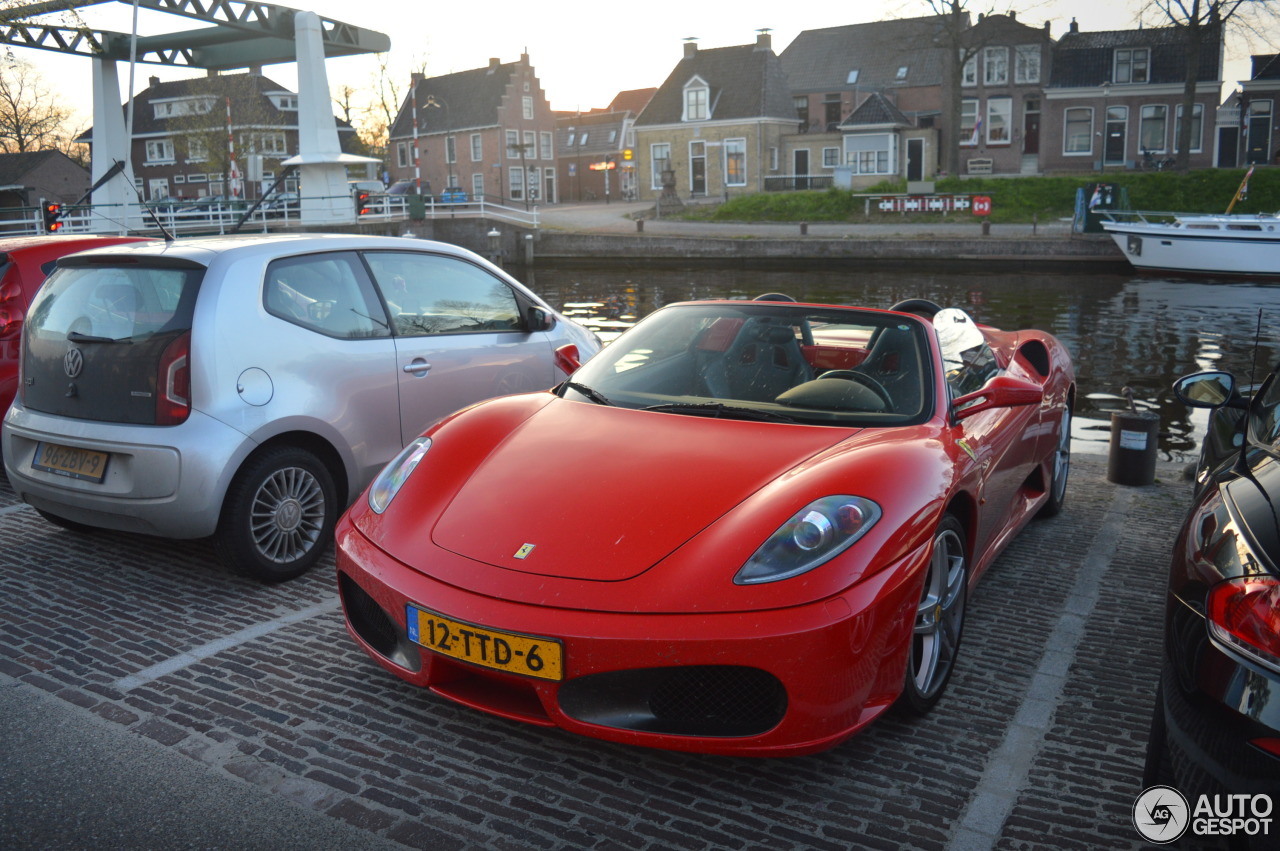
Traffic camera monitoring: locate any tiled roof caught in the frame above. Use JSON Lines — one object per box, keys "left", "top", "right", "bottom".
{"left": 779, "top": 16, "right": 951, "bottom": 93}
{"left": 607, "top": 88, "right": 656, "bottom": 114}
{"left": 1251, "top": 54, "right": 1280, "bottom": 80}
{"left": 389, "top": 60, "right": 517, "bottom": 139}
{"left": 556, "top": 111, "right": 629, "bottom": 155}
{"left": 0, "top": 150, "right": 79, "bottom": 185}
{"left": 841, "top": 92, "right": 912, "bottom": 128}
{"left": 1050, "top": 25, "right": 1222, "bottom": 87}
{"left": 634, "top": 40, "right": 795, "bottom": 127}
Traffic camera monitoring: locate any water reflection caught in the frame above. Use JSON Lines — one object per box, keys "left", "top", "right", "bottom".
{"left": 528, "top": 264, "right": 1280, "bottom": 461}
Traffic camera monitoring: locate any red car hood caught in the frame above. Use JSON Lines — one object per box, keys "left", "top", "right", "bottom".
{"left": 429, "top": 402, "right": 852, "bottom": 581}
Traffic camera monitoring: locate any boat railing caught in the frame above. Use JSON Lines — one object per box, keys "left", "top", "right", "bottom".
{"left": 1097, "top": 210, "right": 1180, "bottom": 225}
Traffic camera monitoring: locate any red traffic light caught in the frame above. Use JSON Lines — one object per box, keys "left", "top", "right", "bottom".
{"left": 355, "top": 191, "right": 372, "bottom": 216}
{"left": 43, "top": 203, "right": 63, "bottom": 233}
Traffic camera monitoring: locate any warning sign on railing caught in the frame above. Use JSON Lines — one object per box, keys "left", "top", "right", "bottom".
{"left": 876, "top": 195, "right": 973, "bottom": 213}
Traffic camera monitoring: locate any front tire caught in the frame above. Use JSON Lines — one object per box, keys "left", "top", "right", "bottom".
{"left": 898, "top": 514, "right": 968, "bottom": 715}
{"left": 1037, "top": 407, "right": 1072, "bottom": 519}
{"left": 214, "top": 446, "right": 336, "bottom": 583}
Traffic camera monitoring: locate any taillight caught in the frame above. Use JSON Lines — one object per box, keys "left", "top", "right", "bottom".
{"left": 156, "top": 331, "right": 191, "bottom": 425}
{"left": 0, "top": 276, "right": 22, "bottom": 339}
{"left": 1208, "top": 577, "right": 1280, "bottom": 673}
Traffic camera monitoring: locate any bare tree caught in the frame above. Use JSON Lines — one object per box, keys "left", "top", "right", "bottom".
{"left": 918, "top": 0, "right": 999, "bottom": 177}
{"left": 0, "top": 56, "right": 73, "bottom": 153}
{"left": 1144, "top": 1, "right": 1272, "bottom": 170}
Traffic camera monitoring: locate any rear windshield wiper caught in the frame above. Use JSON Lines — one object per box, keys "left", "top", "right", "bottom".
{"left": 563, "top": 381, "right": 613, "bottom": 406}
{"left": 67, "top": 331, "right": 131, "bottom": 344}
{"left": 643, "top": 402, "right": 797, "bottom": 423}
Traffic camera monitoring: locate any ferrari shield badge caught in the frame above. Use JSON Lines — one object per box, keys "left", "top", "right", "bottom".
{"left": 514, "top": 543, "right": 536, "bottom": 559}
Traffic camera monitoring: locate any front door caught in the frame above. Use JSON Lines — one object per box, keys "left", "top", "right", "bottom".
{"left": 906, "top": 138, "right": 924, "bottom": 181}
{"left": 794, "top": 149, "right": 810, "bottom": 191}
{"left": 690, "top": 141, "right": 707, "bottom": 195}
{"left": 1023, "top": 101, "right": 1041, "bottom": 155}
{"left": 1105, "top": 107, "right": 1128, "bottom": 165}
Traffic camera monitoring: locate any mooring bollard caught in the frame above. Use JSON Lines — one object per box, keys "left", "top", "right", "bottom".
{"left": 800, "top": 222, "right": 809, "bottom": 236}
{"left": 1107, "top": 410, "right": 1159, "bottom": 486}
{"left": 524, "top": 233, "right": 534, "bottom": 265}
{"left": 981, "top": 219, "right": 991, "bottom": 236}
{"left": 636, "top": 219, "right": 644, "bottom": 233}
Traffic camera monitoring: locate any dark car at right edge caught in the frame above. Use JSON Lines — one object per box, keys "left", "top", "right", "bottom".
{"left": 1144, "top": 362, "right": 1280, "bottom": 842}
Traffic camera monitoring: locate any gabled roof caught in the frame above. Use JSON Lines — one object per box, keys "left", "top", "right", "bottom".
{"left": 556, "top": 111, "right": 629, "bottom": 155}
{"left": 635, "top": 38, "right": 795, "bottom": 127}
{"left": 388, "top": 59, "right": 520, "bottom": 139}
{"left": 780, "top": 16, "right": 952, "bottom": 93}
{"left": 841, "top": 92, "right": 912, "bottom": 129}
{"left": 0, "top": 150, "right": 84, "bottom": 185}
{"left": 608, "top": 88, "right": 656, "bottom": 115}
{"left": 129, "top": 73, "right": 298, "bottom": 135}
{"left": 1049, "top": 25, "right": 1222, "bottom": 88}
{"left": 1250, "top": 54, "right": 1280, "bottom": 80}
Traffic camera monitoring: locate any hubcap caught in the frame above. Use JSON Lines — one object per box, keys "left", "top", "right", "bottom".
{"left": 250, "top": 466, "right": 326, "bottom": 564}
{"left": 1052, "top": 410, "right": 1071, "bottom": 502}
{"left": 912, "top": 527, "right": 966, "bottom": 698}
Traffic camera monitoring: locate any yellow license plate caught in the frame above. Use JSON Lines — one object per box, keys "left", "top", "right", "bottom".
{"left": 32, "top": 442, "right": 110, "bottom": 483}
{"left": 406, "top": 605, "right": 563, "bottom": 681}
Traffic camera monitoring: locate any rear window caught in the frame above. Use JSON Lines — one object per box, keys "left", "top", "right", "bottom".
{"left": 28, "top": 263, "right": 201, "bottom": 343}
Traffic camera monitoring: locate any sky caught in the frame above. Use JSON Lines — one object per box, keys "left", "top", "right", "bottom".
{"left": 8, "top": 0, "right": 1275, "bottom": 133}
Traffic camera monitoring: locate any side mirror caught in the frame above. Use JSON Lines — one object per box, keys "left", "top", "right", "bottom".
{"left": 527, "top": 306, "right": 555, "bottom": 332}
{"left": 1173, "top": 371, "right": 1237, "bottom": 408}
{"left": 554, "top": 343, "right": 581, "bottom": 376}
{"left": 953, "top": 375, "right": 1043, "bottom": 420}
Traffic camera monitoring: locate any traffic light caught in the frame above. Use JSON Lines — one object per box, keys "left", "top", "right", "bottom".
{"left": 43, "top": 203, "right": 62, "bottom": 233}
{"left": 354, "top": 190, "right": 372, "bottom": 216}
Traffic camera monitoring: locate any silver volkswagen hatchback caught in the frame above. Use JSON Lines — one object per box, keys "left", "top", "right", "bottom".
{"left": 2, "top": 234, "right": 601, "bottom": 581}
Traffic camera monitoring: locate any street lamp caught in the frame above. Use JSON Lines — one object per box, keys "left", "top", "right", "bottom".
{"left": 425, "top": 95, "right": 452, "bottom": 188}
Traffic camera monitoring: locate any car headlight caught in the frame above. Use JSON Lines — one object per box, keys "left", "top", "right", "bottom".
{"left": 734, "top": 496, "right": 882, "bottom": 585}
{"left": 368, "top": 437, "right": 431, "bottom": 514}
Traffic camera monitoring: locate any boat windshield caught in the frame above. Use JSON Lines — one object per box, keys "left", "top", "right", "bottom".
{"left": 562, "top": 302, "right": 935, "bottom": 426}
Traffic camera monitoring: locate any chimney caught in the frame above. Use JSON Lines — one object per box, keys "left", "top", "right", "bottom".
{"left": 755, "top": 29, "right": 772, "bottom": 51}
{"left": 411, "top": 72, "right": 424, "bottom": 86}
{"left": 488, "top": 57, "right": 501, "bottom": 72}
{"left": 1044, "top": 21, "right": 1051, "bottom": 34}
{"left": 683, "top": 38, "right": 698, "bottom": 60}
{"left": 1009, "top": 10, "right": 1016, "bottom": 20}
{"left": 149, "top": 75, "right": 160, "bottom": 89}
{"left": 1070, "top": 18, "right": 1079, "bottom": 33}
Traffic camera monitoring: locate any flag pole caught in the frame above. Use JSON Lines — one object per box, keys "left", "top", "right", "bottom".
{"left": 1226, "top": 166, "right": 1253, "bottom": 214}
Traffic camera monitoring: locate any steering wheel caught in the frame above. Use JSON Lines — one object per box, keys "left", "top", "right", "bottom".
{"left": 819, "top": 370, "right": 894, "bottom": 410}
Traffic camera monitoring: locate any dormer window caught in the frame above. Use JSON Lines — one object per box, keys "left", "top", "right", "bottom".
{"left": 684, "top": 77, "right": 709, "bottom": 121}
{"left": 896, "top": 66, "right": 909, "bottom": 80}
{"left": 271, "top": 95, "right": 298, "bottom": 110}
{"left": 847, "top": 70, "right": 859, "bottom": 84}
{"left": 1114, "top": 48, "right": 1150, "bottom": 84}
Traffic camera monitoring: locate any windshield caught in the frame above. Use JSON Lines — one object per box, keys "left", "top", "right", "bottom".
{"left": 564, "top": 303, "right": 935, "bottom": 426}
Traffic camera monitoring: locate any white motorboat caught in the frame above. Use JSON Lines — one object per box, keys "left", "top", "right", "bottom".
{"left": 1100, "top": 210, "right": 1280, "bottom": 278}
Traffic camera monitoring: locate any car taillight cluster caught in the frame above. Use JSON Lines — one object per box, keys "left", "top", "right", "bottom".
{"left": 1208, "top": 576, "right": 1280, "bottom": 673}
{"left": 156, "top": 331, "right": 191, "bottom": 425}
{"left": 0, "top": 276, "right": 22, "bottom": 339}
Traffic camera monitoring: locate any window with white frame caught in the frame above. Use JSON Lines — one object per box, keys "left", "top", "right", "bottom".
{"left": 148, "top": 178, "right": 170, "bottom": 200}
{"left": 651, "top": 142, "right": 671, "bottom": 189}
{"left": 471, "top": 173, "right": 484, "bottom": 198}
{"left": 822, "top": 147, "right": 840, "bottom": 168}
{"left": 1063, "top": 107, "right": 1093, "bottom": 154}
{"left": 540, "top": 131, "right": 552, "bottom": 159}
{"left": 846, "top": 134, "right": 893, "bottom": 175}
{"left": 271, "top": 95, "right": 298, "bottom": 110}
{"left": 186, "top": 137, "right": 208, "bottom": 162}
{"left": 1015, "top": 45, "right": 1041, "bottom": 84}
{"left": 1175, "top": 104, "right": 1204, "bottom": 153}
{"left": 684, "top": 78, "right": 709, "bottom": 121}
{"left": 506, "top": 130, "right": 520, "bottom": 158}
{"left": 769, "top": 147, "right": 778, "bottom": 171}
{"left": 146, "top": 139, "right": 175, "bottom": 162}
{"left": 961, "top": 52, "right": 977, "bottom": 87}
{"left": 470, "top": 133, "right": 482, "bottom": 161}
{"left": 579, "top": 132, "right": 589, "bottom": 146}
{"left": 983, "top": 47, "right": 1009, "bottom": 85}
{"left": 445, "top": 135, "right": 456, "bottom": 164}
{"left": 960, "top": 99, "right": 979, "bottom": 146}
{"left": 1114, "top": 48, "right": 1150, "bottom": 84}
{"left": 522, "top": 96, "right": 534, "bottom": 120}
{"left": 986, "top": 97, "right": 1012, "bottom": 144}
{"left": 566, "top": 129, "right": 576, "bottom": 146}
{"left": 523, "top": 130, "right": 536, "bottom": 159}
{"left": 508, "top": 166, "right": 524, "bottom": 199}
{"left": 1140, "top": 104, "right": 1167, "bottom": 152}
{"left": 396, "top": 141, "right": 409, "bottom": 168}
{"left": 724, "top": 138, "right": 746, "bottom": 186}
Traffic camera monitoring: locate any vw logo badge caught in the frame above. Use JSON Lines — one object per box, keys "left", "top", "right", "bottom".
{"left": 63, "top": 348, "right": 83, "bottom": 379}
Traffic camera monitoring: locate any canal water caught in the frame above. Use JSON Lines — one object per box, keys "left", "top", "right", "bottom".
{"left": 522, "top": 263, "right": 1280, "bottom": 462}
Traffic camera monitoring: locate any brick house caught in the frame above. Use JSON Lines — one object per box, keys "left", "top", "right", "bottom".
{"left": 387, "top": 55, "right": 557, "bottom": 204}
{"left": 87, "top": 73, "right": 361, "bottom": 204}
{"left": 1041, "top": 21, "right": 1222, "bottom": 172}
{"left": 779, "top": 16, "right": 949, "bottom": 186}
{"left": 955, "top": 13, "right": 1054, "bottom": 176}
{"left": 0, "top": 150, "right": 90, "bottom": 213}
{"left": 633, "top": 33, "right": 797, "bottom": 203}
{"left": 1238, "top": 54, "right": 1280, "bottom": 166}
{"left": 556, "top": 95, "right": 652, "bottom": 203}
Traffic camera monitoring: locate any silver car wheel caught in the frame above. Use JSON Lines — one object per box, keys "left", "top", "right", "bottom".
{"left": 249, "top": 465, "right": 327, "bottom": 564}
{"left": 1051, "top": 408, "right": 1071, "bottom": 505}
{"left": 911, "top": 525, "right": 966, "bottom": 700}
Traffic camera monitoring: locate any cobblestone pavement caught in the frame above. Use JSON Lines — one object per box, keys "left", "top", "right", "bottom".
{"left": 0, "top": 454, "right": 1191, "bottom": 850}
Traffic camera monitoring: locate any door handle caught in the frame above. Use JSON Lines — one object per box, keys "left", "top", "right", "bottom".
{"left": 403, "top": 359, "right": 431, "bottom": 375}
